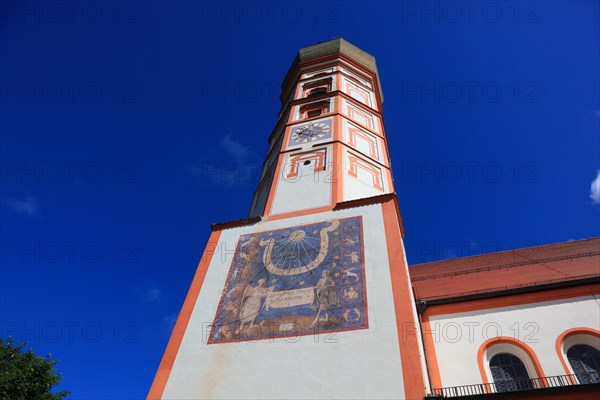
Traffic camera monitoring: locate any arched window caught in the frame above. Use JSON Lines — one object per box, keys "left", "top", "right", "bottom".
{"left": 567, "top": 345, "right": 600, "bottom": 384}
{"left": 490, "top": 353, "right": 533, "bottom": 392}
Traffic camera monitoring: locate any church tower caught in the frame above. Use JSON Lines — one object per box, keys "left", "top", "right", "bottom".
{"left": 148, "top": 38, "right": 430, "bottom": 399}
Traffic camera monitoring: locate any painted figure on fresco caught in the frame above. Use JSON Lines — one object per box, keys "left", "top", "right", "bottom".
{"left": 342, "top": 268, "right": 360, "bottom": 282}
{"left": 344, "top": 237, "right": 359, "bottom": 246}
{"left": 344, "top": 286, "right": 359, "bottom": 301}
{"left": 343, "top": 308, "right": 361, "bottom": 323}
{"left": 310, "top": 270, "right": 340, "bottom": 327}
{"left": 209, "top": 217, "right": 368, "bottom": 344}
{"left": 235, "top": 278, "right": 273, "bottom": 334}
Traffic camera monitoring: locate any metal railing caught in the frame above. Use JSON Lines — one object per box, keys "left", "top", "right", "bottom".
{"left": 432, "top": 372, "right": 599, "bottom": 398}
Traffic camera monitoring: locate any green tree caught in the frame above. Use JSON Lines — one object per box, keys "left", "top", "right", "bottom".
{"left": 0, "top": 337, "right": 70, "bottom": 400}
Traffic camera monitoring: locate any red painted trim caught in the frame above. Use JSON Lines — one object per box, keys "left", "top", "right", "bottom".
{"left": 336, "top": 54, "right": 384, "bottom": 109}
{"left": 381, "top": 199, "right": 426, "bottom": 399}
{"left": 348, "top": 126, "right": 379, "bottom": 160}
{"left": 147, "top": 231, "right": 223, "bottom": 399}
{"left": 297, "top": 54, "right": 382, "bottom": 104}
{"left": 299, "top": 101, "right": 330, "bottom": 119}
{"left": 297, "top": 61, "right": 373, "bottom": 91}
{"left": 336, "top": 59, "right": 376, "bottom": 88}
{"left": 347, "top": 153, "right": 384, "bottom": 191}
{"left": 385, "top": 168, "right": 395, "bottom": 194}
{"left": 345, "top": 80, "right": 373, "bottom": 108}
{"left": 422, "top": 284, "right": 600, "bottom": 318}
{"left": 346, "top": 104, "right": 375, "bottom": 131}
{"left": 336, "top": 89, "right": 381, "bottom": 117}
{"left": 281, "top": 61, "right": 338, "bottom": 102}
{"left": 289, "top": 83, "right": 381, "bottom": 117}
{"left": 279, "top": 138, "right": 391, "bottom": 170}
{"left": 282, "top": 56, "right": 377, "bottom": 100}
{"left": 289, "top": 109, "right": 336, "bottom": 126}
{"left": 286, "top": 150, "right": 326, "bottom": 178}
{"left": 266, "top": 205, "right": 334, "bottom": 222}
{"left": 282, "top": 54, "right": 383, "bottom": 111}
{"left": 331, "top": 116, "right": 343, "bottom": 205}
{"left": 301, "top": 77, "right": 333, "bottom": 99}
{"left": 422, "top": 315, "right": 442, "bottom": 389}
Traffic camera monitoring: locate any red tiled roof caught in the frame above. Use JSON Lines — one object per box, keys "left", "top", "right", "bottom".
{"left": 409, "top": 238, "right": 600, "bottom": 301}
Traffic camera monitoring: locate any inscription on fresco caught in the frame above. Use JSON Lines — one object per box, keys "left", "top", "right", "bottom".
{"left": 208, "top": 217, "right": 368, "bottom": 344}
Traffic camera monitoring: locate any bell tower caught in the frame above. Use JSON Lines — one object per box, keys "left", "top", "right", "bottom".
{"left": 148, "top": 38, "right": 429, "bottom": 400}
{"left": 248, "top": 38, "right": 393, "bottom": 220}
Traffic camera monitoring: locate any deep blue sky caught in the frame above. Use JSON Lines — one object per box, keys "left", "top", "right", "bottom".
{"left": 1, "top": 1, "right": 598, "bottom": 398}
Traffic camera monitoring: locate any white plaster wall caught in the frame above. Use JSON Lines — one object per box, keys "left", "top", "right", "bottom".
{"left": 269, "top": 147, "right": 332, "bottom": 215}
{"left": 162, "top": 205, "right": 410, "bottom": 399}
{"left": 343, "top": 171, "right": 384, "bottom": 202}
{"left": 428, "top": 294, "right": 600, "bottom": 388}
{"left": 342, "top": 151, "right": 387, "bottom": 203}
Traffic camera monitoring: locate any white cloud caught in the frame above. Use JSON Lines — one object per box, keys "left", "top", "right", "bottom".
{"left": 590, "top": 170, "right": 600, "bottom": 204}
{"left": 188, "top": 135, "right": 261, "bottom": 188}
{"left": 1, "top": 195, "right": 40, "bottom": 216}
{"left": 134, "top": 283, "right": 163, "bottom": 303}
{"left": 221, "top": 134, "right": 251, "bottom": 161}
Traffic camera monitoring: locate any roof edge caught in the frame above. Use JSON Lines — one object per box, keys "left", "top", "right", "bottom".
{"left": 416, "top": 276, "right": 600, "bottom": 306}
{"left": 410, "top": 237, "right": 600, "bottom": 268}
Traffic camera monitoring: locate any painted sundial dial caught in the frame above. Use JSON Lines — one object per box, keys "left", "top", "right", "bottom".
{"left": 260, "top": 220, "right": 338, "bottom": 276}
{"left": 208, "top": 217, "right": 368, "bottom": 344}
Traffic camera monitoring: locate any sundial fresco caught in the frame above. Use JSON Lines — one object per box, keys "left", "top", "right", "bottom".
{"left": 208, "top": 217, "right": 368, "bottom": 344}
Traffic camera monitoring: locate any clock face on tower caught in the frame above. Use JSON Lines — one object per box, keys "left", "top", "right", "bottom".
{"left": 208, "top": 216, "right": 368, "bottom": 344}
{"left": 289, "top": 120, "right": 331, "bottom": 145}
